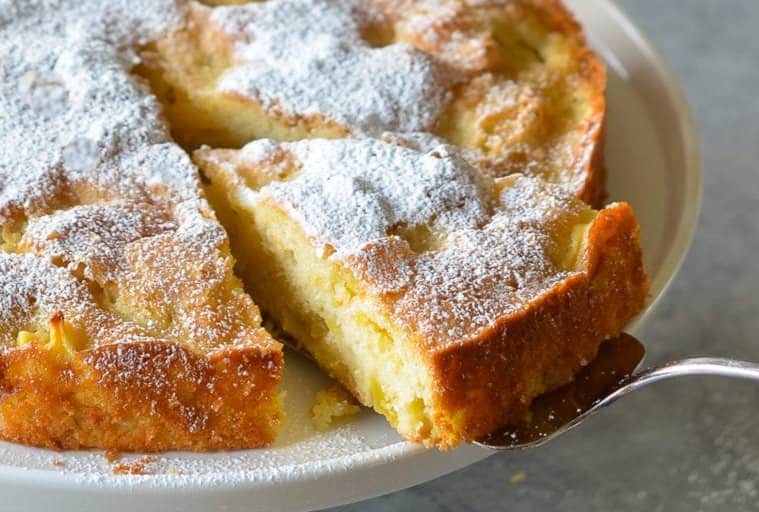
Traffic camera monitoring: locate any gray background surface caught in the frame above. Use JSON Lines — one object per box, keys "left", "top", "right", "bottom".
{"left": 330, "top": 1, "right": 759, "bottom": 510}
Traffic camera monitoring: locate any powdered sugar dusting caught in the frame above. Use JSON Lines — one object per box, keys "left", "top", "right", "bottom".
{"left": 223, "top": 138, "right": 590, "bottom": 346}
{"left": 249, "top": 138, "right": 491, "bottom": 255}
{"left": 0, "top": 254, "right": 101, "bottom": 343}
{"left": 393, "top": 176, "right": 585, "bottom": 344}
{"left": 0, "top": 0, "right": 193, "bottom": 226}
{"left": 20, "top": 201, "right": 176, "bottom": 283}
{"left": 0, "top": 0, "right": 274, "bottom": 352}
{"left": 212, "top": 0, "right": 452, "bottom": 136}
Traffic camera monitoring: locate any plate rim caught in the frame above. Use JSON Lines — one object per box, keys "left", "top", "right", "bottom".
{"left": 600, "top": 0, "right": 702, "bottom": 330}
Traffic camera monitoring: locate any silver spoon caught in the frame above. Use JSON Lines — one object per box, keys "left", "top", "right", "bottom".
{"left": 475, "top": 333, "right": 759, "bottom": 450}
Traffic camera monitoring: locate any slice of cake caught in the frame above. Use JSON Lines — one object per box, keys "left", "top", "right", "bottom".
{"left": 138, "top": 0, "right": 606, "bottom": 205}
{"left": 194, "top": 138, "right": 648, "bottom": 448}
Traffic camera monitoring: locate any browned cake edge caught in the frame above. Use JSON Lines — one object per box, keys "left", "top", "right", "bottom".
{"left": 0, "top": 338, "right": 283, "bottom": 452}
{"left": 572, "top": 54, "right": 607, "bottom": 208}
{"left": 421, "top": 201, "right": 647, "bottom": 447}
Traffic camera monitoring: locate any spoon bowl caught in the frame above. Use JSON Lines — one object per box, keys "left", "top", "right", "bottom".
{"left": 476, "top": 333, "right": 759, "bottom": 450}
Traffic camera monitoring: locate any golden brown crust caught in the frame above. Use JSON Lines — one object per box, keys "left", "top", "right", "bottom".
{"left": 518, "top": 0, "right": 608, "bottom": 207}
{"left": 196, "top": 137, "right": 648, "bottom": 449}
{"left": 426, "top": 202, "right": 648, "bottom": 446}
{"left": 543, "top": 0, "right": 608, "bottom": 207}
{"left": 573, "top": 44, "right": 608, "bottom": 207}
{"left": 0, "top": 340, "right": 281, "bottom": 451}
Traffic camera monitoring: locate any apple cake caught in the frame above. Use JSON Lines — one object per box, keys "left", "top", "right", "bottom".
{"left": 0, "top": 0, "right": 645, "bottom": 451}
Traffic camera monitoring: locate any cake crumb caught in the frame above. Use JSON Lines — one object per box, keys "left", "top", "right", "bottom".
{"left": 104, "top": 450, "right": 120, "bottom": 463}
{"left": 51, "top": 459, "right": 65, "bottom": 468}
{"left": 111, "top": 456, "right": 157, "bottom": 475}
{"left": 311, "top": 383, "right": 361, "bottom": 430}
{"left": 510, "top": 471, "right": 527, "bottom": 484}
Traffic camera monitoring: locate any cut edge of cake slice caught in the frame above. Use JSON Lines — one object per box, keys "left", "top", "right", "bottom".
{"left": 194, "top": 138, "right": 648, "bottom": 448}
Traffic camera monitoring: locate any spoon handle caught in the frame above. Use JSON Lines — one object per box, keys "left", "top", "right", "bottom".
{"left": 595, "top": 357, "right": 759, "bottom": 409}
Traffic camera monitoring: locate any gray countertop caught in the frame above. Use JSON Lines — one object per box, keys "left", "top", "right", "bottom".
{"left": 330, "top": 1, "right": 759, "bottom": 510}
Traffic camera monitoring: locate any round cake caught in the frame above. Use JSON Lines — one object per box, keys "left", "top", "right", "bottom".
{"left": 0, "top": 0, "right": 645, "bottom": 451}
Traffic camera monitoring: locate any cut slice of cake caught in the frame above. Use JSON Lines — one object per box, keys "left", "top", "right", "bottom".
{"left": 194, "top": 138, "right": 648, "bottom": 448}
{"left": 138, "top": 0, "right": 606, "bottom": 205}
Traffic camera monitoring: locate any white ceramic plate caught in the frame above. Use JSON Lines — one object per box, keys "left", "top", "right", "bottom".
{"left": 1, "top": 1, "right": 701, "bottom": 510}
